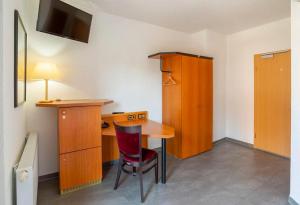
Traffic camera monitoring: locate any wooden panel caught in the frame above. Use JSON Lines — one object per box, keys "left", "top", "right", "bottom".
{"left": 58, "top": 106, "right": 101, "bottom": 154}
{"left": 102, "top": 111, "right": 148, "bottom": 124}
{"left": 102, "top": 135, "right": 119, "bottom": 163}
{"left": 181, "top": 56, "right": 213, "bottom": 158}
{"left": 60, "top": 147, "right": 102, "bottom": 191}
{"left": 198, "top": 58, "right": 213, "bottom": 152}
{"left": 254, "top": 51, "right": 291, "bottom": 157}
{"left": 102, "top": 135, "right": 148, "bottom": 163}
{"left": 162, "top": 55, "right": 182, "bottom": 158}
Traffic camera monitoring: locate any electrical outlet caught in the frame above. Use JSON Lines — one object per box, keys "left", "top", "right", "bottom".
{"left": 138, "top": 114, "right": 146, "bottom": 120}
{"left": 127, "top": 114, "right": 136, "bottom": 121}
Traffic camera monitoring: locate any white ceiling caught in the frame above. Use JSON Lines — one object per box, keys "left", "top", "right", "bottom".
{"left": 92, "top": 0, "right": 290, "bottom": 34}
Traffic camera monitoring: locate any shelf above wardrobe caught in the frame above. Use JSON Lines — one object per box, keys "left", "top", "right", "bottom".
{"left": 148, "top": 52, "right": 213, "bottom": 60}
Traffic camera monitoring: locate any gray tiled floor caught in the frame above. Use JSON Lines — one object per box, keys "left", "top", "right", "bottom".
{"left": 38, "top": 141, "right": 290, "bottom": 205}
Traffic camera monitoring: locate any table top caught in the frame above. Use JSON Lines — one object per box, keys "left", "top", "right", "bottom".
{"left": 36, "top": 99, "right": 113, "bottom": 108}
{"left": 102, "top": 119, "right": 175, "bottom": 139}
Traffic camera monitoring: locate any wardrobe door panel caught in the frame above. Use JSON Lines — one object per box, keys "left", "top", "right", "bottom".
{"left": 181, "top": 56, "right": 213, "bottom": 158}
{"left": 162, "top": 55, "right": 182, "bottom": 158}
{"left": 198, "top": 58, "right": 213, "bottom": 152}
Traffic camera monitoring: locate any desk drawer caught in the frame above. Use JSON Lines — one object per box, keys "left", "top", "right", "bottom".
{"left": 59, "top": 147, "right": 102, "bottom": 193}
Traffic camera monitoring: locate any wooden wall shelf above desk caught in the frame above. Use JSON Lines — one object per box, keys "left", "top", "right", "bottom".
{"left": 36, "top": 99, "right": 113, "bottom": 108}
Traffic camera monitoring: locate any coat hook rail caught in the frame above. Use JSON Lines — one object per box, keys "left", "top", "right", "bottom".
{"left": 160, "top": 56, "right": 172, "bottom": 73}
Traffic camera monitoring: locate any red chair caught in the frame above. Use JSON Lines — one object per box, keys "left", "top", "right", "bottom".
{"left": 113, "top": 122, "right": 158, "bottom": 203}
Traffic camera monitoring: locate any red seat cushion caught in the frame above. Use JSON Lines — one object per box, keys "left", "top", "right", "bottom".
{"left": 124, "top": 148, "right": 157, "bottom": 163}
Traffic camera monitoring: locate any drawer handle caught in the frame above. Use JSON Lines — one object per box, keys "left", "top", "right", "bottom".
{"left": 62, "top": 115, "right": 66, "bottom": 120}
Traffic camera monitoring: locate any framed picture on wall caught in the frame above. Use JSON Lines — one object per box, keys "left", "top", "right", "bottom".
{"left": 14, "top": 10, "right": 27, "bottom": 108}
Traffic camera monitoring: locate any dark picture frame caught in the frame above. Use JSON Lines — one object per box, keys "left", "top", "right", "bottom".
{"left": 14, "top": 10, "right": 27, "bottom": 108}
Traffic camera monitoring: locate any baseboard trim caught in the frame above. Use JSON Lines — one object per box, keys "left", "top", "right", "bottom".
{"left": 213, "top": 137, "right": 227, "bottom": 145}
{"left": 103, "top": 160, "right": 117, "bottom": 167}
{"left": 60, "top": 179, "right": 102, "bottom": 195}
{"left": 213, "top": 137, "right": 253, "bottom": 149}
{"left": 220, "top": 137, "right": 289, "bottom": 159}
{"left": 224, "top": 137, "right": 253, "bottom": 149}
{"left": 289, "top": 197, "right": 299, "bottom": 205}
{"left": 39, "top": 172, "right": 58, "bottom": 182}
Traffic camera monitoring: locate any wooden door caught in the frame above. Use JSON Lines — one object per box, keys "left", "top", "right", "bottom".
{"left": 181, "top": 56, "right": 213, "bottom": 158}
{"left": 60, "top": 147, "right": 102, "bottom": 192}
{"left": 162, "top": 54, "right": 182, "bottom": 158}
{"left": 58, "top": 106, "right": 101, "bottom": 154}
{"left": 254, "top": 50, "right": 291, "bottom": 157}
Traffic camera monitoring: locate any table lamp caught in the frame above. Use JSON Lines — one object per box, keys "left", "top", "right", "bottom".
{"left": 30, "top": 63, "right": 59, "bottom": 103}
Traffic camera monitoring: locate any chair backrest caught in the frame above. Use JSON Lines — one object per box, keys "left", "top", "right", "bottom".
{"left": 113, "top": 122, "right": 142, "bottom": 160}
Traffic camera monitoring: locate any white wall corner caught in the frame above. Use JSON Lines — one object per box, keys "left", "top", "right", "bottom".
{"left": 289, "top": 196, "right": 300, "bottom": 205}
{"left": 201, "top": 29, "right": 227, "bottom": 142}
{"left": 0, "top": 0, "right": 5, "bottom": 203}
{"left": 291, "top": 1, "right": 300, "bottom": 204}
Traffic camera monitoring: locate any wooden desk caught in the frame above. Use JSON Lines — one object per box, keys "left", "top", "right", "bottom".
{"left": 102, "top": 112, "right": 175, "bottom": 184}
{"left": 37, "top": 99, "right": 113, "bottom": 194}
{"left": 102, "top": 120, "right": 174, "bottom": 139}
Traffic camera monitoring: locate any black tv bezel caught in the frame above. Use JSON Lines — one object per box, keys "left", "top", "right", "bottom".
{"left": 36, "top": 0, "right": 93, "bottom": 43}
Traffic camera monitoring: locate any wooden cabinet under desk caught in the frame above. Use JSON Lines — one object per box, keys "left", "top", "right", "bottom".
{"left": 59, "top": 147, "right": 102, "bottom": 192}
{"left": 36, "top": 99, "right": 113, "bottom": 194}
{"left": 58, "top": 106, "right": 101, "bottom": 154}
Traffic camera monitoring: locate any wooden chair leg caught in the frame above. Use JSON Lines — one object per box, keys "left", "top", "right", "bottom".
{"left": 138, "top": 168, "right": 144, "bottom": 203}
{"left": 114, "top": 159, "right": 122, "bottom": 190}
{"left": 155, "top": 157, "right": 158, "bottom": 184}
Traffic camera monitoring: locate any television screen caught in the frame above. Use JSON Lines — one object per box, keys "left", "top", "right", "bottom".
{"left": 36, "top": 0, "right": 92, "bottom": 43}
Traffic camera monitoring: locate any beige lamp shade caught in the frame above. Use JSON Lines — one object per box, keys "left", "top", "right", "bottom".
{"left": 30, "top": 63, "right": 59, "bottom": 80}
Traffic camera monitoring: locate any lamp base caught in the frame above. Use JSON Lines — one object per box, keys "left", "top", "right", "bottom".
{"left": 38, "top": 100, "right": 54, "bottom": 103}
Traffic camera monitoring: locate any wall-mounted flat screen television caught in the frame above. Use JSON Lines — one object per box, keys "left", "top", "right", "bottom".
{"left": 36, "top": 0, "right": 92, "bottom": 43}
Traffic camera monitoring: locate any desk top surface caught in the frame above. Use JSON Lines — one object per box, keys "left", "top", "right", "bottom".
{"left": 36, "top": 99, "right": 113, "bottom": 108}
{"left": 102, "top": 119, "right": 175, "bottom": 139}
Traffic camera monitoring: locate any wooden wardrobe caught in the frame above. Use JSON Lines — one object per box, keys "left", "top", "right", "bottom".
{"left": 149, "top": 52, "right": 213, "bottom": 159}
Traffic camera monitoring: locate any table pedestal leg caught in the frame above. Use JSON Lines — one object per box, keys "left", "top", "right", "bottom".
{"left": 161, "top": 138, "right": 167, "bottom": 184}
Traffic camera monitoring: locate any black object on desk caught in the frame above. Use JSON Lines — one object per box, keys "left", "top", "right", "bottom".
{"left": 102, "top": 121, "right": 110, "bottom": 128}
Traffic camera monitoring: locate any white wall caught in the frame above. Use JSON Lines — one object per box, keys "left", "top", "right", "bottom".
{"left": 203, "top": 30, "right": 227, "bottom": 141}
{"left": 2, "top": 0, "right": 28, "bottom": 205}
{"left": 190, "top": 30, "right": 227, "bottom": 141}
{"left": 290, "top": 1, "right": 300, "bottom": 203}
{"left": 226, "top": 18, "right": 291, "bottom": 144}
{"left": 0, "top": 0, "right": 5, "bottom": 204}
